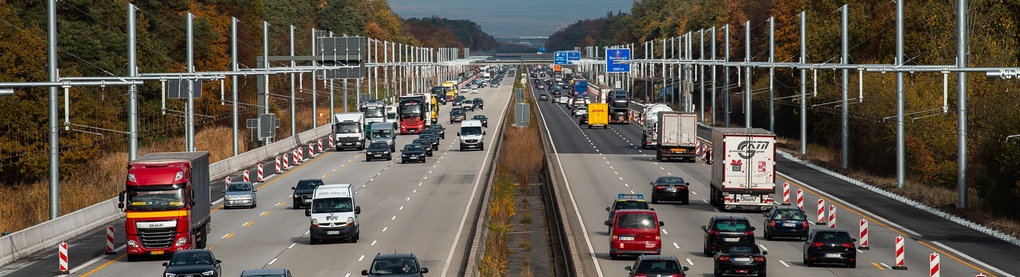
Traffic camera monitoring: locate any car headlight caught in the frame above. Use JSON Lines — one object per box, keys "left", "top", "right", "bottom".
{"left": 201, "top": 270, "right": 216, "bottom": 276}
{"left": 347, "top": 217, "right": 355, "bottom": 225}
{"left": 311, "top": 218, "right": 318, "bottom": 225}
{"left": 127, "top": 240, "right": 138, "bottom": 247}
{"left": 292, "top": 194, "right": 300, "bottom": 199}
{"left": 175, "top": 237, "right": 188, "bottom": 246}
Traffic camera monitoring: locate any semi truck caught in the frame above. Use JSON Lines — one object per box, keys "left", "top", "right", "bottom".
{"left": 397, "top": 94, "right": 434, "bottom": 134}
{"left": 608, "top": 89, "right": 629, "bottom": 124}
{"left": 119, "top": 152, "right": 211, "bottom": 261}
{"left": 709, "top": 128, "right": 776, "bottom": 211}
{"left": 640, "top": 104, "right": 673, "bottom": 149}
{"left": 441, "top": 81, "right": 458, "bottom": 102}
{"left": 655, "top": 111, "right": 698, "bottom": 161}
{"left": 359, "top": 100, "right": 387, "bottom": 133}
{"left": 333, "top": 113, "right": 366, "bottom": 151}
{"left": 586, "top": 103, "right": 609, "bottom": 129}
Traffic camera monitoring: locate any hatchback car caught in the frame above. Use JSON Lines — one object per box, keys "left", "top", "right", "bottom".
{"left": 607, "top": 209, "right": 664, "bottom": 259}
{"left": 163, "top": 249, "right": 221, "bottom": 277}
{"left": 450, "top": 108, "right": 467, "bottom": 123}
{"left": 763, "top": 204, "right": 810, "bottom": 240}
{"left": 714, "top": 243, "right": 767, "bottom": 277}
{"left": 223, "top": 181, "right": 257, "bottom": 209}
{"left": 401, "top": 144, "right": 427, "bottom": 164}
{"left": 365, "top": 141, "right": 392, "bottom": 162}
{"left": 362, "top": 253, "right": 429, "bottom": 276}
{"left": 425, "top": 124, "right": 445, "bottom": 139}
{"left": 650, "top": 176, "right": 690, "bottom": 204}
{"left": 472, "top": 98, "right": 484, "bottom": 110}
{"left": 291, "top": 179, "right": 324, "bottom": 209}
{"left": 803, "top": 228, "right": 857, "bottom": 268}
{"left": 412, "top": 138, "right": 434, "bottom": 157}
{"left": 240, "top": 268, "right": 292, "bottom": 277}
{"left": 625, "top": 254, "right": 688, "bottom": 277}
{"left": 420, "top": 133, "right": 441, "bottom": 151}
{"left": 702, "top": 215, "right": 756, "bottom": 256}
{"left": 472, "top": 114, "right": 488, "bottom": 128}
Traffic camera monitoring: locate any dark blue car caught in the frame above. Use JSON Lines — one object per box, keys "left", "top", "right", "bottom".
{"left": 762, "top": 204, "right": 810, "bottom": 240}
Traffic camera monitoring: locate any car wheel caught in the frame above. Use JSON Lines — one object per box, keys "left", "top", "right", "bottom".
{"left": 714, "top": 270, "right": 723, "bottom": 277}
{"left": 704, "top": 247, "right": 712, "bottom": 257}
{"left": 758, "top": 271, "right": 767, "bottom": 277}
{"left": 803, "top": 257, "right": 812, "bottom": 267}
{"left": 609, "top": 252, "right": 618, "bottom": 260}
{"left": 682, "top": 197, "right": 689, "bottom": 205}
{"left": 847, "top": 261, "right": 856, "bottom": 268}
{"left": 765, "top": 229, "right": 772, "bottom": 240}
{"left": 309, "top": 237, "right": 317, "bottom": 245}
{"left": 651, "top": 196, "right": 659, "bottom": 204}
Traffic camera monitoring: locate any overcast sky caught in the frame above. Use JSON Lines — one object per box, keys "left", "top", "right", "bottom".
{"left": 389, "top": 0, "right": 632, "bottom": 38}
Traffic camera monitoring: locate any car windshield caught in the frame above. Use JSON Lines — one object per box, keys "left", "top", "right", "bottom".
{"left": 369, "top": 142, "right": 389, "bottom": 150}
{"left": 721, "top": 244, "right": 761, "bottom": 255}
{"left": 226, "top": 183, "right": 252, "bottom": 192}
{"left": 125, "top": 189, "right": 185, "bottom": 211}
{"left": 334, "top": 122, "right": 360, "bottom": 134}
{"left": 170, "top": 252, "right": 213, "bottom": 266}
{"left": 295, "top": 180, "right": 323, "bottom": 190}
{"left": 461, "top": 126, "right": 483, "bottom": 136}
{"left": 403, "top": 144, "right": 423, "bottom": 151}
{"left": 714, "top": 220, "right": 751, "bottom": 232}
{"left": 613, "top": 201, "right": 649, "bottom": 211}
{"left": 370, "top": 129, "right": 393, "bottom": 139}
{"left": 655, "top": 176, "right": 685, "bottom": 185}
{"left": 773, "top": 210, "right": 806, "bottom": 220}
{"left": 370, "top": 257, "right": 421, "bottom": 275}
{"left": 311, "top": 197, "right": 353, "bottom": 213}
{"left": 636, "top": 259, "right": 682, "bottom": 273}
{"left": 386, "top": 112, "right": 397, "bottom": 120}
{"left": 473, "top": 115, "right": 485, "bottom": 120}
{"left": 816, "top": 231, "right": 853, "bottom": 243}
{"left": 617, "top": 213, "right": 656, "bottom": 229}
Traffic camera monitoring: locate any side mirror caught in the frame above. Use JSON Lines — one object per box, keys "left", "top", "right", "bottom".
{"left": 649, "top": 182, "right": 655, "bottom": 186}
{"left": 605, "top": 207, "right": 610, "bottom": 212}
{"left": 162, "top": 262, "right": 169, "bottom": 267}
{"left": 456, "top": 132, "right": 461, "bottom": 136}
{"left": 762, "top": 251, "right": 768, "bottom": 255}
{"left": 750, "top": 227, "right": 756, "bottom": 231}
{"left": 304, "top": 209, "right": 311, "bottom": 217}
{"left": 686, "top": 182, "right": 691, "bottom": 186}
{"left": 763, "top": 213, "right": 770, "bottom": 218}
{"left": 682, "top": 266, "right": 690, "bottom": 271}
{"left": 215, "top": 259, "right": 222, "bottom": 264}
{"left": 701, "top": 226, "right": 708, "bottom": 232}
{"left": 604, "top": 220, "right": 611, "bottom": 226}
{"left": 659, "top": 221, "right": 665, "bottom": 227}
{"left": 253, "top": 189, "right": 257, "bottom": 192}
{"left": 291, "top": 187, "right": 297, "bottom": 190}
{"left": 624, "top": 265, "right": 632, "bottom": 271}
{"left": 189, "top": 201, "right": 195, "bottom": 206}
{"left": 421, "top": 267, "right": 429, "bottom": 273}
{"left": 355, "top": 206, "right": 362, "bottom": 214}
{"left": 117, "top": 191, "right": 126, "bottom": 209}
{"left": 483, "top": 131, "right": 486, "bottom": 136}
{"left": 852, "top": 238, "right": 858, "bottom": 242}
{"left": 221, "top": 189, "right": 226, "bottom": 193}
{"left": 361, "top": 270, "right": 369, "bottom": 276}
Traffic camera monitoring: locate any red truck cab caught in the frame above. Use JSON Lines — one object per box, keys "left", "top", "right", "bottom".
{"left": 607, "top": 209, "right": 664, "bottom": 259}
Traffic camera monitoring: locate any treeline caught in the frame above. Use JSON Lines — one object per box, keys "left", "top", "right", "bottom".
{"left": 550, "top": 0, "right": 1020, "bottom": 220}
{"left": 404, "top": 16, "right": 497, "bottom": 50}
{"left": 0, "top": 0, "right": 492, "bottom": 184}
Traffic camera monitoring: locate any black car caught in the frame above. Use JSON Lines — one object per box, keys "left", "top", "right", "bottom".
{"left": 578, "top": 114, "right": 587, "bottom": 126}
{"left": 702, "top": 215, "right": 756, "bottom": 256}
{"left": 472, "top": 115, "right": 488, "bottom": 128}
{"left": 763, "top": 205, "right": 810, "bottom": 240}
{"left": 624, "top": 254, "right": 688, "bottom": 277}
{"left": 420, "top": 133, "right": 440, "bottom": 151}
{"left": 650, "top": 176, "right": 690, "bottom": 204}
{"left": 450, "top": 108, "right": 466, "bottom": 123}
{"left": 366, "top": 141, "right": 392, "bottom": 162}
{"left": 401, "top": 144, "right": 427, "bottom": 163}
{"left": 803, "top": 228, "right": 857, "bottom": 268}
{"left": 425, "top": 124, "right": 445, "bottom": 139}
{"left": 412, "top": 138, "right": 433, "bottom": 157}
{"left": 362, "top": 253, "right": 429, "bottom": 277}
{"left": 713, "top": 243, "right": 767, "bottom": 277}
{"left": 472, "top": 98, "right": 484, "bottom": 110}
{"left": 291, "top": 179, "right": 324, "bottom": 209}
{"left": 163, "top": 249, "right": 221, "bottom": 277}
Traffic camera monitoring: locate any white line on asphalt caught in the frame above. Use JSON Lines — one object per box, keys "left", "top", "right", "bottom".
{"left": 221, "top": 234, "right": 230, "bottom": 239}
{"left": 424, "top": 176, "right": 428, "bottom": 180}
{"left": 673, "top": 242, "right": 680, "bottom": 249}
{"left": 382, "top": 227, "right": 388, "bottom": 232}
{"left": 660, "top": 167, "right": 665, "bottom": 170}
{"left": 686, "top": 258, "right": 695, "bottom": 266}
{"left": 779, "top": 260, "right": 791, "bottom": 268}
{"left": 418, "top": 182, "right": 423, "bottom": 186}
{"left": 358, "top": 255, "right": 365, "bottom": 262}
{"left": 619, "top": 177, "right": 624, "bottom": 180}
{"left": 288, "top": 243, "right": 296, "bottom": 249}
{"left": 391, "top": 216, "right": 397, "bottom": 220}
{"left": 614, "top": 171, "right": 619, "bottom": 175}
{"left": 758, "top": 244, "right": 768, "bottom": 252}
{"left": 624, "top": 184, "right": 629, "bottom": 187}
{"left": 666, "top": 172, "right": 672, "bottom": 175}
{"left": 702, "top": 199, "right": 708, "bottom": 203}
{"left": 69, "top": 245, "right": 126, "bottom": 273}
{"left": 609, "top": 166, "right": 614, "bottom": 170}
{"left": 259, "top": 211, "right": 269, "bottom": 216}
{"left": 371, "top": 240, "right": 377, "bottom": 246}
{"left": 399, "top": 206, "right": 404, "bottom": 210}
{"left": 304, "top": 231, "right": 310, "bottom": 235}
{"left": 713, "top": 208, "right": 720, "bottom": 213}
{"left": 406, "top": 197, "right": 411, "bottom": 201}
{"left": 880, "top": 263, "right": 891, "bottom": 269}
{"left": 630, "top": 190, "right": 635, "bottom": 194}
{"left": 413, "top": 189, "right": 417, "bottom": 194}
{"left": 428, "top": 170, "right": 433, "bottom": 174}
{"left": 691, "top": 191, "right": 698, "bottom": 195}
{"left": 857, "top": 248, "right": 864, "bottom": 253}
{"left": 267, "top": 258, "right": 278, "bottom": 265}
{"left": 344, "top": 273, "right": 351, "bottom": 277}
{"left": 662, "top": 228, "right": 669, "bottom": 235}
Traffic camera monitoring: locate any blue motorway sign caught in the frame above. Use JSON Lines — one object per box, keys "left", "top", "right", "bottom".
{"left": 606, "top": 48, "right": 631, "bottom": 73}
{"left": 537, "top": 47, "right": 546, "bottom": 54}
{"left": 566, "top": 51, "right": 581, "bottom": 62}
{"left": 554, "top": 51, "right": 568, "bottom": 65}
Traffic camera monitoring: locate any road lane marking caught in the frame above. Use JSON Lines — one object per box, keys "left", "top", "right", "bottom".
{"left": 222, "top": 233, "right": 234, "bottom": 239}
{"left": 288, "top": 243, "right": 296, "bottom": 249}
{"left": 268, "top": 258, "right": 277, "bottom": 265}
{"left": 872, "top": 262, "right": 885, "bottom": 270}
{"left": 259, "top": 211, "right": 270, "bottom": 216}
{"left": 391, "top": 216, "right": 397, "bottom": 220}
{"left": 672, "top": 242, "right": 680, "bottom": 249}
{"left": 661, "top": 228, "right": 669, "bottom": 235}
{"left": 406, "top": 197, "right": 411, "bottom": 201}
{"left": 780, "top": 260, "right": 791, "bottom": 267}
{"left": 242, "top": 221, "right": 253, "bottom": 227}
{"left": 382, "top": 227, "right": 388, "bottom": 232}
{"left": 880, "top": 263, "right": 891, "bottom": 269}
{"left": 275, "top": 202, "right": 283, "bottom": 207}
{"left": 686, "top": 258, "right": 695, "bottom": 266}
{"left": 758, "top": 244, "right": 768, "bottom": 251}
{"left": 371, "top": 240, "right": 378, "bottom": 246}
{"left": 399, "top": 206, "right": 404, "bottom": 210}
{"left": 691, "top": 191, "right": 698, "bottom": 195}
{"left": 344, "top": 273, "right": 351, "bottom": 277}
{"left": 702, "top": 199, "right": 708, "bottom": 203}
{"left": 358, "top": 255, "right": 365, "bottom": 261}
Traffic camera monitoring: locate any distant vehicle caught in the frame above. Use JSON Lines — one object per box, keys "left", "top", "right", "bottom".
{"left": 425, "top": 124, "right": 445, "bottom": 139}
{"left": 702, "top": 215, "right": 756, "bottom": 256}
{"left": 419, "top": 133, "right": 440, "bottom": 151}
{"left": 458, "top": 120, "right": 485, "bottom": 151}
{"left": 362, "top": 253, "right": 429, "bottom": 277}
{"left": 650, "top": 176, "right": 689, "bottom": 204}
{"left": 449, "top": 108, "right": 467, "bottom": 123}
{"left": 539, "top": 94, "right": 549, "bottom": 101}
{"left": 398, "top": 94, "right": 435, "bottom": 134}
{"left": 640, "top": 104, "right": 673, "bottom": 149}
{"left": 306, "top": 184, "right": 361, "bottom": 244}
{"left": 558, "top": 95, "right": 569, "bottom": 104}
{"left": 412, "top": 138, "right": 434, "bottom": 157}
{"left": 656, "top": 112, "right": 698, "bottom": 162}
{"left": 334, "top": 113, "right": 366, "bottom": 151}
{"left": 162, "top": 249, "right": 221, "bottom": 277}
{"left": 624, "top": 255, "right": 688, "bottom": 277}
{"left": 223, "top": 181, "right": 257, "bottom": 209}
{"left": 709, "top": 128, "right": 776, "bottom": 211}
{"left": 472, "top": 114, "right": 488, "bottom": 128}
{"left": 763, "top": 204, "right": 810, "bottom": 240}
{"left": 472, "top": 98, "right": 484, "bottom": 110}
{"left": 573, "top": 104, "right": 588, "bottom": 117}
{"left": 471, "top": 88, "right": 479, "bottom": 94}
{"left": 241, "top": 268, "right": 292, "bottom": 277}
{"left": 607, "top": 209, "right": 664, "bottom": 259}
{"left": 360, "top": 100, "right": 387, "bottom": 132}
{"left": 803, "top": 228, "right": 857, "bottom": 268}
{"left": 369, "top": 122, "right": 396, "bottom": 152}
{"left": 586, "top": 103, "right": 608, "bottom": 129}
{"left": 605, "top": 194, "right": 651, "bottom": 233}
{"left": 609, "top": 89, "right": 630, "bottom": 124}
{"left": 462, "top": 97, "right": 476, "bottom": 111}
{"left": 578, "top": 113, "right": 587, "bottom": 126}
{"left": 441, "top": 81, "right": 458, "bottom": 102}
{"left": 291, "top": 179, "right": 324, "bottom": 209}
{"left": 713, "top": 244, "right": 767, "bottom": 277}
{"left": 401, "top": 144, "right": 427, "bottom": 163}
{"left": 365, "top": 141, "right": 393, "bottom": 162}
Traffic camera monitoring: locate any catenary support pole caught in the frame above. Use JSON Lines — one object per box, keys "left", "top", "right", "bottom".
{"left": 724, "top": 24, "right": 730, "bottom": 127}
{"left": 711, "top": 26, "right": 717, "bottom": 125}
{"left": 895, "top": 0, "right": 905, "bottom": 187}
{"left": 262, "top": 20, "right": 269, "bottom": 145}
{"left": 956, "top": 0, "right": 968, "bottom": 208}
{"left": 841, "top": 4, "right": 849, "bottom": 169}
{"left": 768, "top": 16, "right": 775, "bottom": 131}
{"left": 230, "top": 17, "right": 239, "bottom": 156}
{"left": 128, "top": 3, "right": 138, "bottom": 160}
{"left": 800, "top": 11, "right": 808, "bottom": 155}
{"left": 290, "top": 26, "right": 296, "bottom": 137}
{"left": 48, "top": 0, "right": 59, "bottom": 219}
{"left": 745, "top": 20, "right": 752, "bottom": 128}
{"left": 187, "top": 13, "right": 196, "bottom": 151}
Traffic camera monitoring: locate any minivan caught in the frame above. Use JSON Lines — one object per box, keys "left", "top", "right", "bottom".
{"left": 305, "top": 184, "right": 361, "bottom": 244}
{"left": 458, "top": 120, "right": 485, "bottom": 151}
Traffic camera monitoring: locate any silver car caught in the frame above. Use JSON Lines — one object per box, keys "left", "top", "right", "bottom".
{"left": 223, "top": 181, "right": 257, "bottom": 209}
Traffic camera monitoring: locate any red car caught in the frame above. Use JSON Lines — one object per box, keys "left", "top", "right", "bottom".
{"left": 607, "top": 209, "right": 664, "bottom": 259}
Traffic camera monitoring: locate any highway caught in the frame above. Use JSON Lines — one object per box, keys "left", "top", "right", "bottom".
{"left": 0, "top": 78, "right": 512, "bottom": 277}
{"left": 531, "top": 78, "right": 1018, "bottom": 277}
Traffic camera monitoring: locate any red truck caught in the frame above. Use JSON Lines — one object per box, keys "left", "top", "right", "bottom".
{"left": 118, "top": 152, "right": 211, "bottom": 261}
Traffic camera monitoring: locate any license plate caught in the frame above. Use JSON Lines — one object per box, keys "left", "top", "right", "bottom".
{"left": 825, "top": 253, "right": 842, "bottom": 258}
{"left": 411, "top": 155, "right": 418, "bottom": 158}
{"left": 734, "top": 257, "right": 751, "bottom": 262}
{"left": 375, "top": 154, "right": 383, "bottom": 157}
{"left": 666, "top": 187, "right": 677, "bottom": 192}
{"left": 724, "top": 237, "right": 740, "bottom": 242}
{"left": 742, "top": 196, "right": 756, "bottom": 201}
{"left": 303, "top": 199, "right": 311, "bottom": 203}
{"left": 783, "top": 222, "right": 796, "bottom": 227}
{"left": 151, "top": 250, "right": 164, "bottom": 255}
{"left": 619, "top": 236, "right": 634, "bottom": 241}
{"left": 327, "top": 230, "right": 340, "bottom": 235}
{"left": 672, "top": 149, "right": 686, "bottom": 153}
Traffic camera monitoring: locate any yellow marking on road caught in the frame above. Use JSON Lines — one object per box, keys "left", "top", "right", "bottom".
{"left": 80, "top": 254, "right": 125, "bottom": 276}
{"left": 223, "top": 233, "right": 235, "bottom": 239}
{"left": 259, "top": 211, "right": 270, "bottom": 216}
{"left": 872, "top": 262, "right": 885, "bottom": 270}
{"left": 243, "top": 221, "right": 253, "bottom": 227}
{"left": 275, "top": 202, "right": 284, "bottom": 207}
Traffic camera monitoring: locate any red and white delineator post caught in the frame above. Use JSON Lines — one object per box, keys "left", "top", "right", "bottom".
{"left": 105, "top": 226, "right": 115, "bottom": 255}
{"left": 224, "top": 176, "right": 232, "bottom": 186}
{"left": 828, "top": 205, "right": 837, "bottom": 228}
{"left": 796, "top": 189, "right": 804, "bottom": 210}
{"left": 817, "top": 199, "right": 826, "bottom": 224}
{"left": 859, "top": 219, "right": 870, "bottom": 249}
{"left": 782, "top": 182, "right": 790, "bottom": 204}
{"left": 929, "top": 252, "right": 940, "bottom": 277}
{"left": 893, "top": 235, "right": 908, "bottom": 270}
{"left": 257, "top": 164, "right": 264, "bottom": 182}
{"left": 283, "top": 154, "right": 290, "bottom": 169}
{"left": 242, "top": 169, "right": 249, "bottom": 182}
{"left": 275, "top": 157, "right": 282, "bottom": 173}
{"left": 58, "top": 242, "right": 68, "bottom": 274}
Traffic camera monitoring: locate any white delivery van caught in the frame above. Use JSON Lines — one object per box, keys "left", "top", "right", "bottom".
{"left": 458, "top": 120, "right": 486, "bottom": 151}
{"left": 305, "top": 184, "right": 361, "bottom": 244}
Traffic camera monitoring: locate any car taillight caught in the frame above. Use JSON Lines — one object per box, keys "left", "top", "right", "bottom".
{"left": 802, "top": 221, "right": 810, "bottom": 228}
{"left": 612, "top": 235, "right": 618, "bottom": 241}
{"left": 634, "top": 274, "right": 648, "bottom": 277}
{"left": 811, "top": 242, "right": 824, "bottom": 247}
{"left": 754, "top": 256, "right": 765, "bottom": 262}
{"left": 768, "top": 221, "right": 776, "bottom": 227}
{"left": 842, "top": 243, "right": 855, "bottom": 248}
{"left": 656, "top": 185, "right": 666, "bottom": 190}
{"left": 744, "top": 231, "right": 754, "bottom": 236}
{"left": 718, "top": 256, "right": 731, "bottom": 261}
{"left": 655, "top": 235, "right": 660, "bottom": 241}
{"left": 709, "top": 230, "right": 719, "bottom": 235}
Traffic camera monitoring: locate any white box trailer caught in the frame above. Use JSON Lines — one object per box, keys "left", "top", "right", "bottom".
{"left": 709, "top": 128, "right": 776, "bottom": 211}
{"left": 656, "top": 112, "right": 698, "bottom": 162}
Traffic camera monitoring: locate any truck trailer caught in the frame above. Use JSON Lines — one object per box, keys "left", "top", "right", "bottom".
{"left": 119, "top": 152, "right": 211, "bottom": 261}
{"left": 656, "top": 112, "right": 698, "bottom": 161}
{"left": 586, "top": 103, "right": 609, "bottom": 129}
{"left": 608, "top": 89, "right": 630, "bottom": 124}
{"left": 709, "top": 128, "right": 776, "bottom": 211}
{"left": 640, "top": 104, "right": 673, "bottom": 149}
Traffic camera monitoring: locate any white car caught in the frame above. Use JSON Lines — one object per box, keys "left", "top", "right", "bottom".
{"left": 471, "top": 88, "right": 479, "bottom": 94}
{"left": 558, "top": 96, "right": 569, "bottom": 104}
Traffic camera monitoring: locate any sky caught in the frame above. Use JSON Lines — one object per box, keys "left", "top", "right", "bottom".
{"left": 389, "top": 0, "right": 632, "bottom": 38}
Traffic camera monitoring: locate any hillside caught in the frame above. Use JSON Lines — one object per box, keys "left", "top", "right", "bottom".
{"left": 403, "top": 16, "right": 497, "bottom": 50}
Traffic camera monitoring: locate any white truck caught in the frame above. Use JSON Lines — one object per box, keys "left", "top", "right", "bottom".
{"left": 333, "top": 113, "right": 366, "bottom": 151}
{"left": 709, "top": 128, "right": 776, "bottom": 211}
{"left": 640, "top": 104, "right": 673, "bottom": 149}
{"left": 305, "top": 184, "right": 360, "bottom": 244}
{"left": 655, "top": 111, "right": 698, "bottom": 162}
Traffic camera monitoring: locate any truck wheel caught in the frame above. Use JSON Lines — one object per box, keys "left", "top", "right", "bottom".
{"left": 587, "top": 125, "right": 591, "bottom": 129}
{"left": 196, "top": 229, "right": 207, "bottom": 249}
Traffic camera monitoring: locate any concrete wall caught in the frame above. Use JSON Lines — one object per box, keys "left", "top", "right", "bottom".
{"left": 0, "top": 124, "right": 332, "bottom": 267}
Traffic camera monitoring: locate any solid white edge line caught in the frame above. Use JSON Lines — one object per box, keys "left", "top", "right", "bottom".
{"left": 930, "top": 241, "right": 1014, "bottom": 277}
{"left": 440, "top": 88, "right": 511, "bottom": 277}
{"left": 267, "top": 258, "right": 277, "bottom": 265}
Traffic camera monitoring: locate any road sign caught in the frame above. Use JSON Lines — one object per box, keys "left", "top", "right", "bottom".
{"left": 537, "top": 47, "right": 546, "bottom": 54}
{"left": 246, "top": 118, "right": 258, "bottom": 128}
{"left": 257, "top": 113, "right": 278, "bottom": 139}
{"left": 554, "top": 51, "right": 568, "bottom": 65}
{"left": 566, "top": 51, "right": 581, "bottom": 63}
{"left": 606, "top": 48, "right": 631, "bottom": 73}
